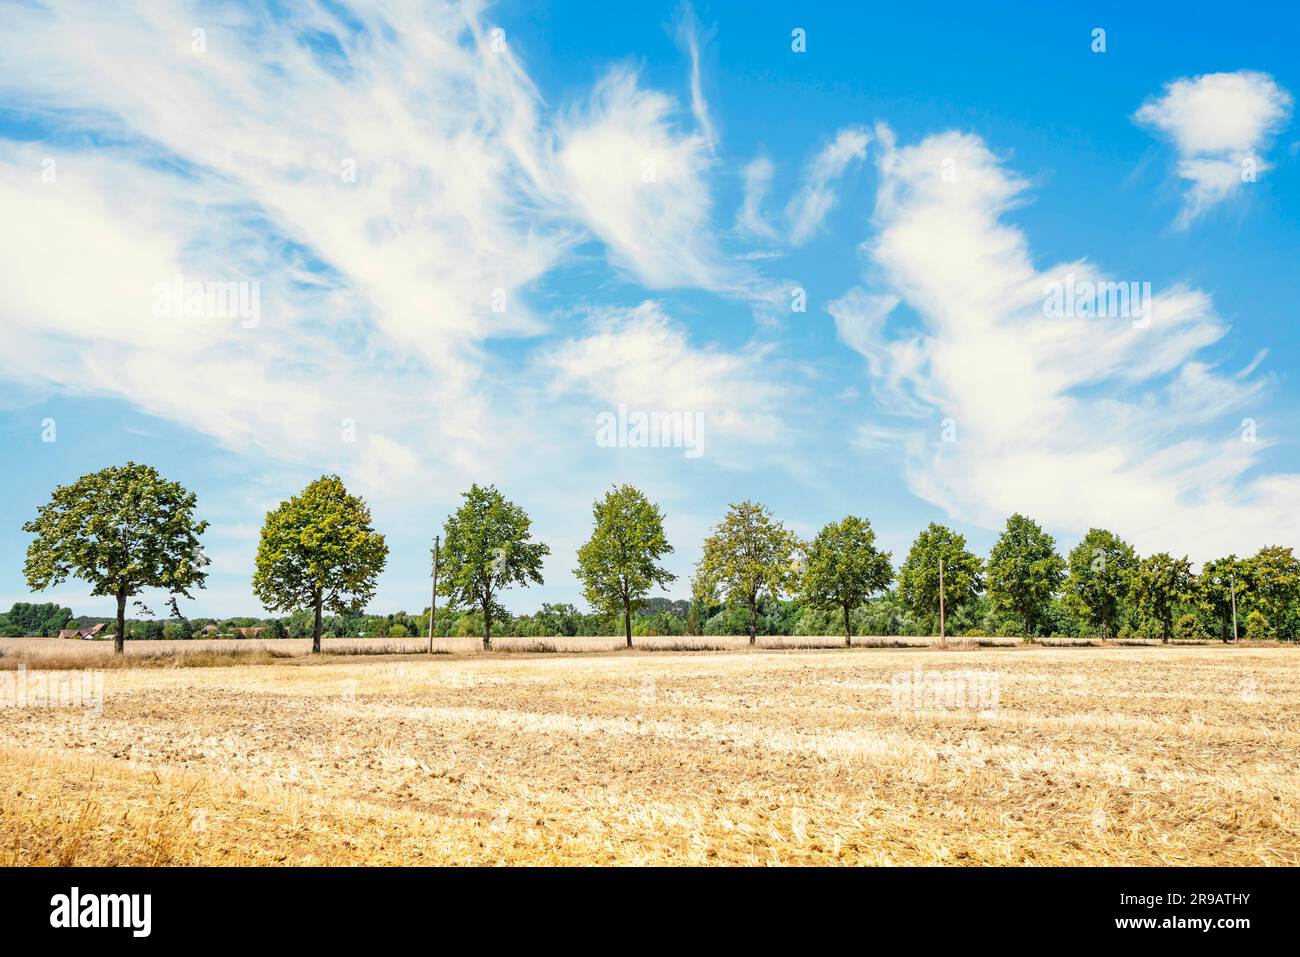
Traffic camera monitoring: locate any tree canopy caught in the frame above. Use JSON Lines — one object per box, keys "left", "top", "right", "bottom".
{"left": 575, "top": 484, "right": 676, "bottom": 648}
{"left": 1246, "top": 545, "right": 1300, "bottom": 639}
{"left": 798, "top": 515, "right": 893, "bottom": 646}
{"left": 252, "top": 474, "right": 388, "bottom": 653}
{"left": 438, "top": 484, "right": 549, "bottom": 650}
{"left": 23, "top": 462, "right": 209, "bottom": 653}
{"left": 1130, "top": 552, "right": 1196, "bottom": 641}
{"left": 987, "top": 513, "right": 1066, "bottom": 637}
{"left": 897, "top": 522, "right": 983, "bottom": 632}
{"left": 1062, "top": 528, "right": 1136, "bottom": 638}
{"left": 695, "top": 501, "right": 800, "bottom": 645}
{"left": 0, "top": 602, "right": 74, "bottom": 638}
{"left": 1198, "top": 554, "right": 1250, "bottom": 641}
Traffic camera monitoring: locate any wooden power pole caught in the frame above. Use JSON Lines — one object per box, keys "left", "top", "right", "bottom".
{"left": 938, "top": 557, "right": 946, "bottom": 647}
{"left": 428, "top": 534, "right": 440, "bottom": 654}
{"left": 1230, "top": 571, "right": 1238, "bottom": 643}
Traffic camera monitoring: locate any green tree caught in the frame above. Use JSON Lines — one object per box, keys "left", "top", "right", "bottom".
{"left": 1061, "top": 528, "right": 1136, "bottom": 638}
{"left": 1129, "top": 552, "right": 1195, "bottom": 642}
{"left": 1173, "top": 613, "right": 1207, "bottom": 640}
{"left": 1244, "top": 609, "right": 1269, "bottom": 640}
{"left": 438, "top": 484, "right": 549, "bottom": 651}
{"left": 1245, "top": 545, "right": 1300, "bottom": 639}
{"left": 535, "top": 602, "right": 581, "bottom": 638}
{"left": 252, "top": 475, "right": 388, "bottom": 654}
{"left": 986, "top": 514, "right": 1066, "bottom": 637}
{"left": 1197, "top": 555, "right": 1250, "bottom": 641}
{"left": 695, "top": 501, "right": 800, "bottom": 645}
{"left": 0, "top": 602, "right": 74, "bottom": 638}
{"left": 798, "top": 516, "right": 893, "bottom": 646}
{"left": 897, "top": 523, "right": 983, "bottom": 634}
{"left": 574, "top": 485, "right": 676, "bottom": 648}
{"left": 23, "top": 462, "right": 209, "bottom": 654}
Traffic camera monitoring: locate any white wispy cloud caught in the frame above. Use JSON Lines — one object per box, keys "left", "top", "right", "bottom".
{"left": 554, "top": 66, "right": 734, "bottom": 290}
{"left": 833, "top": 125, "right": 1296, "bottom": 560}
{"left": 786, "top": 126, "right": 870, "bottom": 245}
{"left": 539, "top": 301, "right": 787, "bottom": 452}
{"left": 675, "top": 3, "right": 718, "bottom": 153}
{"left": 1135, "top": 70, "right": 1293, "bottom": 227}
{"left": 0, "top": 0, "right": 754, "bottom": 506}
{"left": 736, "top": 156, "right": 777, "bottom": 239}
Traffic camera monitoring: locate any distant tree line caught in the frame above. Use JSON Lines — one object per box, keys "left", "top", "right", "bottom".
{"left": 0, "top": 602, "right": 74, "bottom": 638}
{"left": 18, "top": 464, "right": 1300, "bottom": 652}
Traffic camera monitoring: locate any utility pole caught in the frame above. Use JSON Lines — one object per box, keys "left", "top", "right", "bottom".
{"left": 1230, "top": 571, "right": 1238, "bottom": 643}
{"left": 428, "top": 534, "right": 440, "bottom": 654}
{"left": 938, "top": 557, "right": 946, "bottom": 647}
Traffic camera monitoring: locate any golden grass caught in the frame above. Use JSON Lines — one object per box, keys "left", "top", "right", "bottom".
{"left": 0, "top": 643, "right": 1296, "bottom": 865}
{"left": 0, "top": 632, "right": 1022, "bottom": 669}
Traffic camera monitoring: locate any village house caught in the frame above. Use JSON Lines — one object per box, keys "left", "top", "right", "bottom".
{"left": 57, "top": 623, "right": 106, "bottom": 640}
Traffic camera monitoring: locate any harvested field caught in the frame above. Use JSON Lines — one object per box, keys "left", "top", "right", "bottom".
{"left": 0, "top": 633, "right": 1020, "bottom": 667}
{"left": 0, "top": 642, "right": 1296, "bottom": 865}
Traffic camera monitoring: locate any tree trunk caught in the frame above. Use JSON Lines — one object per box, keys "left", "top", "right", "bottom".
{"left": 115, "top": 588, "right": 127, "bottom": 655}
{"left": 624, "top": 603, "right": 632, "bottom": 649}
{"left": 748, "top": 600, "right": 757, "bottom": 646}
{"left": 483, "top": 605, "right": 492, "bottom": 652}
{"left": 312, "top": 593, "right": 323, "bottom": 654}
{"left": 843, "top": 605, "right": 852, "bottom": 648}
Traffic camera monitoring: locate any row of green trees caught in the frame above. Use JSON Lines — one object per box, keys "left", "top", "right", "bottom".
{"left": 21, "top": 463, "right": 1300, "bottom": 654}
{"left": 0, "top": 602, "right": 74, "bottom": 638}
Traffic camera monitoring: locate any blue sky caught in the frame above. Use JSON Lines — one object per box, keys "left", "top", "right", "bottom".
{"left": 1, "top": 0, "right": 1298, "bottom": 618}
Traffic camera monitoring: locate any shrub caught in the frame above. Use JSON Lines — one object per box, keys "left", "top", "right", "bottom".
{"left": 1136, "top": 617, "right": 1164, "bottom": 640}
{"left": 963, "top": 628, "right": 987, "bottom": 638}
{"left": 1173, "top": 613, "right": 1207, "bottom": 641}
{"left": 1244, "top": 610, "right": 1269, "bottom": 640}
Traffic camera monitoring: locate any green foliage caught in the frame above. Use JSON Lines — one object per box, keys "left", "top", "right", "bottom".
{"left": 897, "top": 523, "right": 983, "bottom": 633}
{"left": 1244, "top": 609, "right": 1269, "bottom": 640}
{"left": 530, "top": 603, "right": 578, "bottom": 637}
{"left": 1198, "top": 555, "right": 1250, "bottom": 641}
{"left": 856, "top": 589, "right": 909, "bottom": 636}
{"left": 1245, "top": 545, "right": 1300, "bottom": 639}
{"left": 23, "top": 462, "right": 209, "bottom": 653}
{"left": 1062, "top": 528, "right": 1136, "bottom": 638}
{"left": 695, "top": 501, "right": 800, "bottom": 644}
{"left": 986, "top": 513, "right": 1066, "bottom": 637}
{"left": 1173, "top": 613, "right": 1207, "bottom": 641}
{"left": 0, "top": 602, "right": 74, "bottom": 637}
{"left": 702, "top": 598, "right": 798, "bottom": 637}
{"left": 1129, "top": 552, "right": 1196, "bottom": 641}
{"left": 251, "top": 475, "right": 388, "bottom": 653}
{"left": 438, "top": 484, "right": 549, "bottom": 650}
{"left": 574, "top": 484, "right": 676, "bottom": 647}
{"left": 798, "top": 515, "right": 893, "bottom": 645}
{"left": 1037, "top": 597, "right": 1083, "bottom": 638}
